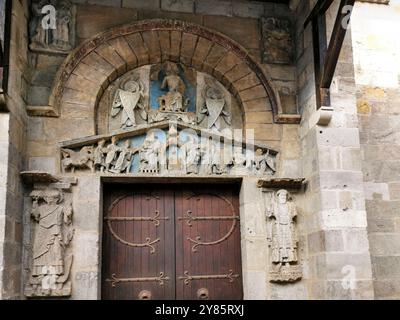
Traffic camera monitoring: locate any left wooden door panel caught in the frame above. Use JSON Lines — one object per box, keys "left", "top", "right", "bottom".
{"left": 102, "top": 186, "right": 175, "bottom": 300}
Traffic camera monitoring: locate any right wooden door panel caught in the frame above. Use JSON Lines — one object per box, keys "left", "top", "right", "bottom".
{"left": 175, "top": 186, "right": 243, "bottom": 300}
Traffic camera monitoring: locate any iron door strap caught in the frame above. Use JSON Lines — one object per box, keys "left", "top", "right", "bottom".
{"left": 106, "top": 272, "right": 170, "bottom": 287}
{"left": 106, "top": 195, "right": 169, "bottom": 253}
{"left": 178, "top": 193, "right": 240, "bottom": 252}
{"left": 179, "top": 270, "right": 240, "bottom": 285}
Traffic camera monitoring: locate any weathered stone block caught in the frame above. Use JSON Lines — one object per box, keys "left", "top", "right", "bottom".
{"left": 243, "top": 271, "right": 267, "bottom": 300}
{"left": 203, "top": 16, "right": 260, "bottom": 50}
{"left": 123, "top": 0, "right": 160, "bottom": 11}
{"left": 161, "top": 0, "right": 194, "bottom": 13}
{"left": 321, "top": 209, "right": 368, "bottom": 229}
{"left": 240, "top": 85, "right": 268, "bottom": 102}
{"left": 233, "top": 73, "right": 261, "bottom": 92}
{"left": 232, "top": 1, "right": 264, "bottom": 18}
{"left": 108, "top": 37, "right": 138, "bottom": 69}
{"left": 76, "top": 5, "right": 138, "bottom": 40}
{"left": 372, "top": 256, "right": 400, "bottom": 279}
{"left": 124, "top": 33, "right": 150, "bottom": 66}
{"left": 245, "top": 112, "right": 273, "bottom": 124}
{"left": 180, "top": 33, "right": 197, "bottom": 66}
{"left": 28, "top": 157, "right": 56, "bottom": 173}
{"left": 369, "top": 234, "right": 400, "bottom": 256}
{"left": 191, "top": 37, "right": 213, "bottom": 70}
{"left": 195, "top": 0, "right": 232, "bottom": 16}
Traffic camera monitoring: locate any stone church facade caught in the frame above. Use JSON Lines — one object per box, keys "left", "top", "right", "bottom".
{"left": 0, "top": 0, "right": 399, "bottom": 300}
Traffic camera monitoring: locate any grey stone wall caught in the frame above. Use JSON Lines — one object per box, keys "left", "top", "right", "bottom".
{"left": 293, "top": 0, "right": 374, "bottom": 299}
{"left": 352, "top": 1, "right": 400, "bottom": 299}
{"left": 0, "top": 0, "right": 29, "bottom": 299}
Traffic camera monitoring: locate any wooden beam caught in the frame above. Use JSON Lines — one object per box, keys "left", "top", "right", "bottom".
{"left": 320, "top": 0, "right": 355, "bottom": 89}
{"left": 312, "top": 14, "right": 328, "bottom": 109}
{"left": 304, "top": 0, "right": 335, "bottom": 27}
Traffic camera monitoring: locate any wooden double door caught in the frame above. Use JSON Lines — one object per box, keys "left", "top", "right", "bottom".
{"left": 102, "top": 184, "right": 243, "bottom": 300}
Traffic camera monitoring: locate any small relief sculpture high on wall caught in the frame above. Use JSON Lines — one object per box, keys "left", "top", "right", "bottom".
{"left": 266, "top": 189, "right": 302, "bottom": 283}
{"left": 261, "top": 17, "right": 294, "bottom": 65}
{"left": 29, "top": 0, "right": 76, "bottom": 54}
{"left": 25, "top": 188, "right": 74, "bottom": 297}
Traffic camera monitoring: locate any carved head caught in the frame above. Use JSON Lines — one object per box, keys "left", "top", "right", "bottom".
{"left": 44, "top": 189, "right": 63, "bottom": 205}
{"left": 206, "top": 86, "right": 224, "bottom": 100}
{"left": 98, "top": 139, "right": 106, "bottom": 147}
{"left": 276, "top": 189, "right": 289, "bottom": 204}
{"left": 111, "top": 136, "right": 119, "bottom": 144}
{"left": 163, "top": 61, "right": 179, "bottom": 76}
{"left": 124, "top": 140, "right": 131, "bottom": 148}
{"left": 123, "top": 80, "right": 140, "bottom": 93}
{"left": 255, "top": 149, "right": 264, "bottom": 156}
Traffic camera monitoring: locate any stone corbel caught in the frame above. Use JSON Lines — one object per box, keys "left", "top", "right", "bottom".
{"left": 27, "top": 105, "right": 59, "bottom": 117}
{"left": 316, "top": 106, "right": 334, "bottom": 126}
{"left": 257, "top": 178, "right": 306, "bottom": 192}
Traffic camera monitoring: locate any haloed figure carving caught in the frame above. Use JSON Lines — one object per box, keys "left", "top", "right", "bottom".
{"left": 111, "top": 77, "right": 147, "bottom": 129}
{"left": 25, "top": 189, "right": 74, "bottom": 297}
{"left": 198, "top": 79, "right": 231, "bottom": 132}
{"left": 158, "top": 62, "right": 188, "bottom": 112}
{"left": 266, "top": 189, "right": 302, "bottom": 282}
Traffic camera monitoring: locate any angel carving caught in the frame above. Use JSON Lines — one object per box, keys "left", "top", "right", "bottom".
{"left": 111, "top": 75, "right": 147, "bottom": 129}
{"left": 198, "top": 78, "right": 231, "bottom": 131}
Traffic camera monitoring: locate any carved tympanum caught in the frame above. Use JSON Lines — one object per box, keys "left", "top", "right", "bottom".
{"left": 25, "top": 188, "right": 74, "bottom": 297}
{"left": 266, "top": 189, "right": 302, "bottom": 283}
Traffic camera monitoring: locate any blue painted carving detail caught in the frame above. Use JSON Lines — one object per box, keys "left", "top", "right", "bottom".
{"left": 149, "top": 64, "right": 196, "bottom": 112}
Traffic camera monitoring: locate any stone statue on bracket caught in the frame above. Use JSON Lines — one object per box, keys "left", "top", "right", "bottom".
{"left": 158, "top": 62, "right": 189, "bottom": 112}
{"left": 25, "top": 188, "right": 74, "bottom": 297}
{"left": 139, "top": 132, "right": 163, "bottom": 173}
{"left": 61, "top": 146, "right": 94, "bottom": 173}
{"left": 266, "top": 189, "right": 302, "bottom": 283}
{"left": 198, "top": 78, "right": 231, "bottom": 132}
{"left": 111, "top": 75, "right": 147, "bottom": 129}
{"left": 29, "top": 0, "right": 75, "bottom": 54}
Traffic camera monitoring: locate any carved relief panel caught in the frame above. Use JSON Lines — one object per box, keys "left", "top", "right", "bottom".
{"left": 29, "top": 0, "right": 76, "bottom": 55}
{"left": 24, "top": 180, "right": 75, "bottom": 297}
{"left": 263, "top": 187, "right": 302, "bottom": 283}
{"left": 60, "top": 123, "right": 277, "bottom": 177}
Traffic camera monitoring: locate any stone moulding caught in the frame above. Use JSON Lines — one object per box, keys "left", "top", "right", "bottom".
{"left": 257, "top": 178, "right": 306, "bottom": 190}
{"left": 45, "top": 19, "right": 288, "bottom": 123}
